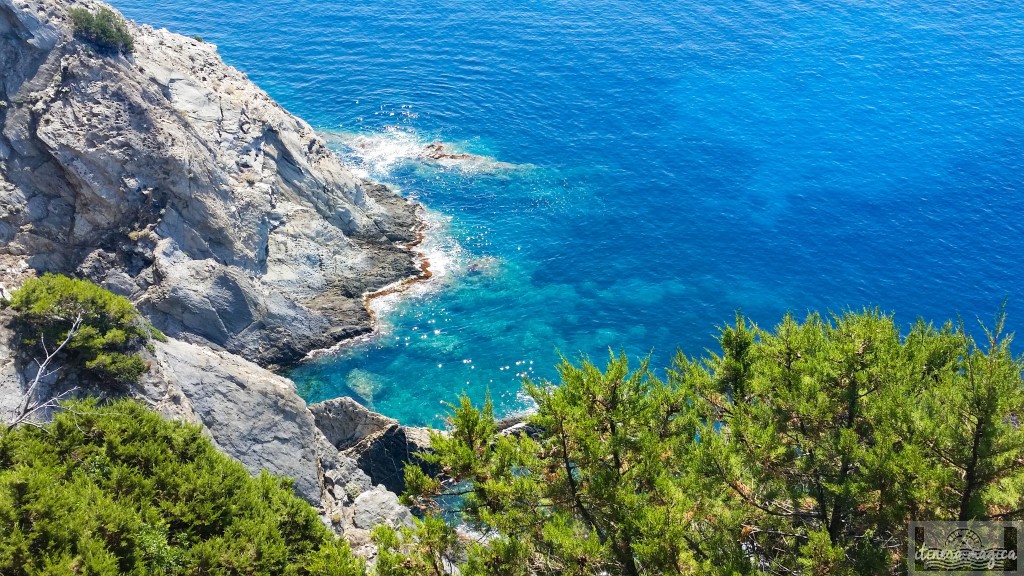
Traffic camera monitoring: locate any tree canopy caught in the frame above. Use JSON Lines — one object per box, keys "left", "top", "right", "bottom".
{"left": 68, "top": 7, "right": 134, "bottom": 54}
{"left": 398, "top": 309, "right": 1024, "bottom": 575}
{"left": 2, "top": 307, "right": 1021, "bottom": 575}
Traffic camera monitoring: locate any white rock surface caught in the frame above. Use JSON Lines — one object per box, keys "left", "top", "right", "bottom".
{"left": 352, "top": 487, "right": 413, "bottom": 530}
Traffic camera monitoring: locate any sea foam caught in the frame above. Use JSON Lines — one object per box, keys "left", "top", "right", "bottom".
{"left": 321, "top": 126, "right": 526, "bottom": 177}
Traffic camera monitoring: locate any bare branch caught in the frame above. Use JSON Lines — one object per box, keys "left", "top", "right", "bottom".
{"left": 5, "top": 311, "right": 84, "bottom": 432}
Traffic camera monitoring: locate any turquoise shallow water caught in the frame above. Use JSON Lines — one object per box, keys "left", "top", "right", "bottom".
{"left": 114, "top": 0, "right": 1024, "bottom": 426}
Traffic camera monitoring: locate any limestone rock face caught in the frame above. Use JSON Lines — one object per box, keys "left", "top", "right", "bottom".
{"left": 0, "top": 0, "right": 425, "bottom": 544}
{"left": 0, "top": 0, "right": 421, "bottom": 366}
{"left": 310, "top": 396, "right": 398, "bottom": 451}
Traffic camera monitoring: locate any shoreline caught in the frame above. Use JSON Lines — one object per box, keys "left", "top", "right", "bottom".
{"left": 300, "top": 204, "right": 437, "bottom": 363}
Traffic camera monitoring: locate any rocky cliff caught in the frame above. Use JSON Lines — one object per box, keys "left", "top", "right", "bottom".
{"left": 0, "top": 0, "right": 422, "bottom": 367}
{"left": 0, "top": 0, "right": 427, "bottom": 545}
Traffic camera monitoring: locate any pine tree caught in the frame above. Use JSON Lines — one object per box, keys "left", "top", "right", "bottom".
{"left": 395, "top": 309, "right": 1024, "bottom": 575}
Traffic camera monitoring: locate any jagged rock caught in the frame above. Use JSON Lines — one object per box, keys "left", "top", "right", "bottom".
{"left": 0, "top": 0, "right": 423, "bottom": 367}
{"left": 311, "top": 395, "right": 441, "bottom": 495}
{"left": 421, "top": 142, "right": 472, "bottom": 161}
{"left": 496, "top": 410, "right": 543, "bottom": 438}
{"left": 310, "top": 396, "right": 397, "bottom": 451}
{"left": 0, "top": 0, "right": 425, "bottom": 548}
{"left": 324, "top": 458, "right": 373, "bottom": 502}
{"left": 346, "top": 423, "right": 437, "bottom": 495}
{"left": 0, "top": 306, "right": 333, "bottom": 504}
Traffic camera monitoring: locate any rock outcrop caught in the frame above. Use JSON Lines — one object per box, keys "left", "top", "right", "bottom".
{"left": 311, "top": 396, "right": 438, "bottom": 495}
{"left": 137, "top": 339, "right": 415, "bottom": 537}
{"left": 311, "top": 396, "right": 398, "bottom": 451}
{"left": 0, "top": 0, "right": 422, "bottom": 367}
{"left": 0, "top": 310, "right": 411, "bottom": 539}
{"left": 347, "top": 424, "right": 435, "bottom": 495}
{"left": 138, "top": 337, "right": 329, "bottom": 502}
{"left": 0, "top": 0, "right": 428, "bottom": 546}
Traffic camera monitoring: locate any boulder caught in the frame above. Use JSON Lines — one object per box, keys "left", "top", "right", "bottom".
{"left": 352, "top": 487, "right": 413, "bottom": 530}
{"left": 346, "top": 423, "right": 437, "bottom": 495}
{"left": 310, "top": 396, "right": 397, "bottom": 451}
{"left": 137, "top": 337, "right": 329, "bottom": 503}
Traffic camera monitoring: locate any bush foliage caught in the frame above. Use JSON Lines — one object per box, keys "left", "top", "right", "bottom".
{"left": 69, "top": 7, "right": 134, "bottom": 54}
{"left": 0, "top": 399, "right": 364, "bottom": 576}
{"left": 398, "top": 309, "right": 1024, "bottom": 575}
{"left": 9, "top": 274, "right": 151, "bottom": 384}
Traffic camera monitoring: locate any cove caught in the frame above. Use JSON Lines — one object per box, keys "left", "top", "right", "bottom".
{"left": 111, "top": 0, "right": 1024, "bottom": 426}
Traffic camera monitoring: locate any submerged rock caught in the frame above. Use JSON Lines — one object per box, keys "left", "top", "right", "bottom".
{"left": 345, "top": 368, "right": 386, "bottom": 405}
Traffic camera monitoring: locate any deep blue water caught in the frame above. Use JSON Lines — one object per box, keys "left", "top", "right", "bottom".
{"left": 114, "top": 0, "right": 1024, "bottom": 426}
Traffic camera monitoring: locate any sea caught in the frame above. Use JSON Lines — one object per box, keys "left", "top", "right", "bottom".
{"left": 112, "top": 0, "right": 1024, "bottom": 426}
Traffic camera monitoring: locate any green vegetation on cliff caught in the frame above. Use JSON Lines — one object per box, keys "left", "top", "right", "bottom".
{"left": 397, "top": 309, "right": 1024, "bottom": 575}
{"left": 8, "top": 274, "right": 155, "bottom": 385}
{"left": 0, "top": 399, "right": 362, "bottom": 576}
{"left": 68, "top": 7, "right": 134, "bottom": 54}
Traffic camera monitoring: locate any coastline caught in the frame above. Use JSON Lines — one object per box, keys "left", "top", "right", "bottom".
{"left": 300, "top": 204, "right": 439, "bottom": 362}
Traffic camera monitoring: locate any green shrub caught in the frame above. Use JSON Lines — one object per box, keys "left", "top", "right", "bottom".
{"left": 148, "top": 324, "right": 168, "bottom": 343}
{"left": 0, "top": 398, "right": 365, "bottom": 575}
{"left": 68, "top": 7, "right": 134, "bottom": 54}
{"left": 9, "top": 274, "right": 151, "bottom": 384}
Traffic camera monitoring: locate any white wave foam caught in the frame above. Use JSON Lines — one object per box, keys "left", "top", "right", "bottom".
{"left": 365, "top": 207, "right": 469, "bottom": 333}
{"left": 321, "top": 126, "right": 526, "bottom": 178}
{"left": 330, "top": 126, "right": 426, "bottom": 175}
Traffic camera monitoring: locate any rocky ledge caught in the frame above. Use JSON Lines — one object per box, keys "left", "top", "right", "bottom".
{"left": 311, "top": 397, "right": 437, "bottom": 495}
